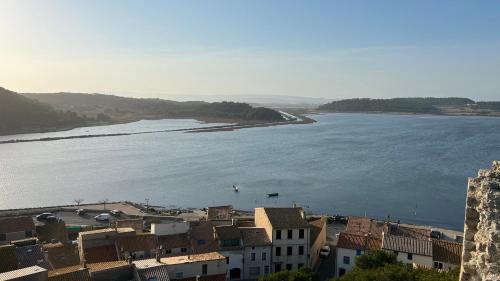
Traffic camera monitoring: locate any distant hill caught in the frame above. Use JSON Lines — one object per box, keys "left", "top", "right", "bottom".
{"left": 317, "top": 97, "right": 500, "bottom": 116}
{"left": 22, "top": 92, "right": 285, "bottom": 124}
{"left": 0, "top": 87, "right": 89, "bottom": 134}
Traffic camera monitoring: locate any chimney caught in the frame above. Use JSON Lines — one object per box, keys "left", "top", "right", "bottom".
{"left": 155, "top": 251, "right": 160, "bottom": 262}
{"left": 231, "top": 219, "right": 236, "bottom": 226}
{"left": 300, "top": 209, "right": 305, "bottom": 219}
{"left": 293, "top": 203, "right": 297, "bottom": 208}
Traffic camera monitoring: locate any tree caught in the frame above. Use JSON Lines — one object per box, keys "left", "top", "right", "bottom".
{"left": 74, "top": 199, "right": 84, "bottom": 206}
{"left": 259, "top": 267, "right": 319, "bottom": 281}
{"left": 355, "top": 250, "right": 398, "bottom": 270}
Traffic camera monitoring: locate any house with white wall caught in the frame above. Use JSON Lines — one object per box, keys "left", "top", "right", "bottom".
{"left": 431, "top": 239, "right": 462, "bottom": 271}
{"left": 381, "top": 233, "right": 433, "bottom": 268}
{"left": 214, "top": 225, "right": 243, "bottom": 280}
{"left": 335, "top": 232, "right": 382, "bottom": 277}
{"left": 239, "top": 227, "right": 272, "bottom": 280}
{"left": 255, "top": 207, "right": 310, "bottom": 273}
{"left": 161, "top": 252, "right": 227, "bottom": 281}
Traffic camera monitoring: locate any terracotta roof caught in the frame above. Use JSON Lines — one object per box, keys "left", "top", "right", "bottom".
{"left": 160, "top": 252, "right": 225, "bottom": 265}
{"left": 214, "top": 225, "right": 241, "bottom": 241}
{"left": 239, "top": 228, "right": 271, "bottom": 247}
{"left": 337, "top": 232, "right": 382, "bottom": 251}
{"left": 388, "top": 224, "right": 431, "bottom": 240}
{"left": 83, "top": 245, "right": 119, "bottom": 263}
{"left": 309, "top": 217, "right": 326, "bottom": 247}
{"left": 189, "top": 221, "right": 219, "bottom": 253}
{"left": 261, "top": 208, "right": 309, "bottom": 229}
{"left": 382, "top": 234, "right": 432, "bottom": 257}
{"left": 0, "top": 245, "right": 18, "bottom": 273}
{"left": 86, "top": 260, "right": 130, "bottom": 272}
{"left": 432, "top": 239, "right": 462, "bottom": 265}
{"left": 14, "top": 244, "right": 53, "bottom": 270}
{"left": 43, "top": 243, "right": 80, "bottom": 269}
{"left": 134, "top": 259, "right": 170, "bottom": 281}
{"left": 48, "top": 266, "right": 91, "bottom": 281}
{"left": 207, "top": 205, "right": 233, "bottom": 220}
{"left": 116, "top": 234, "right": 158, "bottom": 252}
{"left": 116, "top": 219, "right": 144, "bottom": 232}
{"left": 345, "top": 217, "right": 387, "bottom": 239}
{"left": 0, "top": 265, "right": 47, "bottom": 280}
{"left": 158, "top": 233, "right": 191, "bottom": 250}
{"left": 0, "top": 216, "right": 35, "bottom": 233}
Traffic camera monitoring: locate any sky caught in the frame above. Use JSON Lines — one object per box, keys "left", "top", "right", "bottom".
{"left": 1, "top": 0, "right": 500, "bottom": 101}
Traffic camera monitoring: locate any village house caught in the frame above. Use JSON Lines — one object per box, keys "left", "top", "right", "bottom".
{"left": 431, "top": 239, "right": 462, "bottom": 271}
{"left": 207, "top": 205, "right": 233, "bottom": 221}
{"left": 254, "top": 207, "right": 310, "bottom": 273}
{"left": 161, "top": 252, "right": 227, "bottom": 281}
{"left": 116, "top": 234, "right": 158, "bottom": 260}
{"left": 0, "top": 265, "right": 48, "bottom": 281}
{"left": 0, "top": 216, "right": 36, "bottom": 245}
{"left": 133, "top": 258, "right": 171, "bottom": 281}
{"left": 308, "top": 217, "right": 327, "bottom": 270}
{"left": 335, "top": 232, "right": 382, "bottom": 277}
{"left": 381, "top": 233, "right": 434, "bottom": 268}
{"left": 239, "top": 227, "right": 272, "bottom": 280}
{"left": 213, "top": 225, "right": 243, "bottom": 280}
{"left": 77, "top": 228, "right": 135, "bottom": 264}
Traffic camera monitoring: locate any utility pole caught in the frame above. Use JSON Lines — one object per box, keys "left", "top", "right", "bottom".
{"left": 145, "top": 198, "right": 150, "bottom": 213}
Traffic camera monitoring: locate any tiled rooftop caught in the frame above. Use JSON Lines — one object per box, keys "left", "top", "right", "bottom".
{"left": 116, "top": 234, "right": 158, "bottom": 252}
{"left": 160, "top": 252, "right": 225, "bottom": 265}
{"left": 261, "top": 207, "right": 309, "bottom": 229}
{"left": 239, "top": 227, "right": 271, "bottom": 247}
{"left": 158, "top": 233, "right": 191, "bottom": 250}
{"left": 432, "top": 239, "right": 462, "bottom": 265}
{"left": 83, "top": 245, "right": 119, "bottom": 263}
{"left": 382, "top": 234, "right": 432, "bottom": 257}
{"left": 0, "top": 266, "right": 47, "bottom": 280}
{"left": 337, "top": 232, "right": 382, "bottom": 251}
{"left": 345, "top": 216, "right": 387, "bottom": 239}
{"left": 0, "top": 216, "right": 35, "bottom": 233}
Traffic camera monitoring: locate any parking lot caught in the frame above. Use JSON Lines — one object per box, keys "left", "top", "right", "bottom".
{"left": 32, "top": 210, "right": 137, "bottom": 227}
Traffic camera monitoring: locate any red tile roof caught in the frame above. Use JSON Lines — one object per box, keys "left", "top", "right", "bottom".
{"left": 345, "top": 217, "right": 387, "bottom": 239}
{"left": 116, "top": 234, "right": 157, "bottom": 253}
{"left": 432, "top": 239, "right": 462, "bottom": 265}
{"left": 0, "top": 245, "right": 18, "bottom": 273}
{"left": 337, "top": 232, "right": 382, "bottom": 251}
{"left": 0, "top": 216, "right": 35, "bottom": 234}
{"left": 189, "top": 221, "right": 219, "bottom": 254}
{"left": 382, "top": 234, "right": 432, "bottom": 257}
{"left": 262, "top": 208, "right": 309, "bottom": 229}
{"left": 83, "top": 245, "right": 119, "bottom": 263}
{"left": 158, "top": 233, "right": 191, "bottom": 249}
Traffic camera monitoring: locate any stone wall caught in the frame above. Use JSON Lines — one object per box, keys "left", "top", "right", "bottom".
{"left": 460, "top": 161, "right": 500, "bottom": 281}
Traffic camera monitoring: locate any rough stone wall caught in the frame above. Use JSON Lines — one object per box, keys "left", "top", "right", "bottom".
{"left": 460, "top": 161, "right": 500, "bottom": 281}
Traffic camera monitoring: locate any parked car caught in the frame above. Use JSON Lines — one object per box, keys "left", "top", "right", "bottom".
{"left": 36, "top": 213, "right": 54, "bottom": 221}
{"left": 320, "top": 245, "right": 331, "bottom": 258}
{"left": 76, "top": 209, "right": 86, "bottom": 216}
{"left": 110, "top": 210, "right": 121, "bottom": 216}
{"left": 45, "top": 216, "right": 59, "bottom": 223}
{"left": 94, "top": 213, "right": 111, "bottom": 221}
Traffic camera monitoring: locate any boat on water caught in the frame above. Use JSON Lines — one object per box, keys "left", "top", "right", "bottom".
{"left": 267, "top": 193, "right": 279, "bottom": 197}
{"left": 233, "top": 185, "right": 239, "bottom": 192}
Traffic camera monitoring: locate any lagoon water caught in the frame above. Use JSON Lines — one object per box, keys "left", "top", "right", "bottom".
{"left": 1, "top": 113, "right": 499, "bottom": 229}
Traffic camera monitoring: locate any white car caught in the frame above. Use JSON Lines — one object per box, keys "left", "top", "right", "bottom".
{"left": 110, "top": 209, "right": 121, "bottom": 216}
{"left": 94, "top": 213, "right": 111, "bottom": 221}
{"left": 320, "top": 245, "right": 331, "bottom": 258}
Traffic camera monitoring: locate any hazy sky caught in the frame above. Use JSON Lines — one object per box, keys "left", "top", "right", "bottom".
{"left": 1, "top": 0, "right": 500, "bottom": 100}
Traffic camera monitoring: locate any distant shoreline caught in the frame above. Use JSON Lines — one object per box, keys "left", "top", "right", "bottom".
{"left": 0, "top": 115, "right": 316, "bottom": 144}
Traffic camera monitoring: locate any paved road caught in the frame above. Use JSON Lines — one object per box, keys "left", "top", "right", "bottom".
{"left": 317, "top": 246, "right": 336, "bottom": 281}
{"left": 32, "top": 210, "right": 135, "bottom": 227}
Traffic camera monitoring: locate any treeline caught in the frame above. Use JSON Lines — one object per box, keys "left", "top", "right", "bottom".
{"left": 22, "top": 92, "right": 284, "bottom": 122}
{"left": 318, "top": 97, "right": 475, "bottom": 114}
{"left": 0, "top": 87, "right": 90, "bottom": 134}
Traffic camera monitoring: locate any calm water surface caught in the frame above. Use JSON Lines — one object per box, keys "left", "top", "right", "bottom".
{"left": 1, "top": 113, "right": 499, "bottom": 229}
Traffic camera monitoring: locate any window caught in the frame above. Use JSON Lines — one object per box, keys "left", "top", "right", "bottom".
{"left": 407, "top": 253, "right": 413, "bottom": 260}
{"left": 197, "top": 239, "right": 206, "bottom": 245}
{"left": 262, "top": 252, "right": 267, "bottom": 261}
{"left": 286, "top": 264, "right": 292, "bottom": 271}
{"left": 299, "top": 229, "right": 304, "bottom": 239}
{"left": 287, "top": 246, "right": 293, "bottom": 256}
{"left": 343, "top": 256, "right": 350, "bottom": 265}
{"left": 165, "top": 249, "right": 172, "bottom": 254}
{"left": 226, "top": 257, "right": 230, "bottom": 264}
{"left": 0, "top": 233, "right": 6, "bottom": 241}
{"left": 249, "top": 267, "right": 260, "bottom": 276}
{"left": 393, "top": 251, "right": 399, "bottom": 256}
{"left": 287, "top": 229, "right": 293, "bottom": 239}
{"left": 202, "top": 264, "right": 208, "bottom": 275}
{"left": 264, "top": 266, "right": 270, "bottom": 274}
{"left": 275, "top": 264, "right": 281, "bottom": 272}
{"left": 175, "top": 272, "right": 183, "bottom": 279}
{"left": 356, "top": 249, "right": 362, "bottom": 256}
{"left": 298, "top": 263, "right": 304, "bottom": 269}
{"left": 434, "top": 262, "right": 443, "bottom": 269}
{"left": 276, "top": 247, "right": 281, "bottom": 256}
{"left": 251, "top": 252, "right": 256, "bottom": 261}
{"left": 276, "top": 230, "right": 281, "bottom": 240}
{"left": 180, "top": 247, "right": 187, "bottom": 253}
{"left": 298, "top": 246, "right": 304, "bottom": 255}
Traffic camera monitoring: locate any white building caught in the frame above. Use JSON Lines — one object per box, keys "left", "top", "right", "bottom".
{"left": 239, "top": 227, "right": 272, "bottom": 280}
{"left": 255, "top": 207, "right": 310, "bottom": 273}
{"left": 381, "top": 233, "right": 433, "bottom": 268}
{"left": 213, "top": 225, "right": 244, "bottom": 280}
{"left": 335, "top": 232, "right": 382, "bottom": 277}
{"left": 151, "top": 221, "right": 190, "bottom": 236}
{"left": 431, "top": 239, "right": 462, "bottom": 271}
{"left": 161, "top": 252, "right": 227, "bottom": 281}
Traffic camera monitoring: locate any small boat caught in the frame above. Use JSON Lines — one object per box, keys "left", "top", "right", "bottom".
{"left": 267, "top": 193, "right": 279, "bottom": 197}
{"left": 233, "top": 185, "right": 239, "bottom": 192}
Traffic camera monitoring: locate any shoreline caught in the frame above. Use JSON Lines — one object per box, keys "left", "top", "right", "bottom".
{"left": 0, "top": 115, "right": 316, "bottom": 144}
{"left": 316, "top": 110, "right": 500, "bottom": 117}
